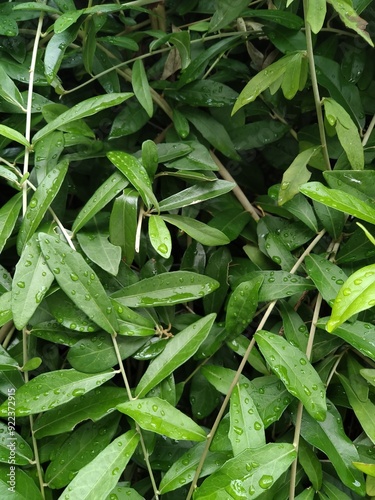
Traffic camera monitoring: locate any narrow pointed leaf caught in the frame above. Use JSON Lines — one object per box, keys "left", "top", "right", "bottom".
{"left": 299, "top": 401, "right": 366, "bottom": 495}
{"left": 0, "top": 191, "right": 22, "bottom": 253}
{"left": 72, "top": 171, "right": 129, "bottom": 234}
{"left": 112, "top": 271, "right": 219, "bottom": 308}
{"left": 0, "top": 65, "right": 25, "bottom": 110}
{"left": 0, "top": 345, "right": 18, "bottom": 371}
{"left": 225, "top": 276, "right": 263, "bottom": 340}
{"left": 306, "top": 0, "right": 326, "bottom": 33}
{"left": 135, "top": 313, "right": 216, "bottom": 397}
{"left": 300, "top": 181, "right": 375, "bottom": 224}
{"left": 0, "top": 464, "right": 43, "bottom": 499}
{"left": 327, "top": 263, "right": 375, "bottom": 332}
{"left": 161, "top": 214, "right": 230, "bottom": 246}
{"left": 12, "top": 234, "right": 54, "bottom": 329}
{"left": 107, "top": 151, "right": 159, "bottom": 210}
{"left": 229, "top": 383, "right": 265, "bottom": 454}
{"left": 117, "top": 397, "right": 206, "bottom": 441}
{"left": 278, "top": 147, "right": 316, "bottom": 205}
{"left": 255, "top": 330, "right": 327, "bottom": 421}
{"left": 59, "top": 430, "right": 139, "bottom": 500}
{"left": 305, "top": 254, "right": 348, "bottom": 307}
{"left": 0, "top": 124, "right": 30, "bottom": 148}
{"left": 33, "top": 93, "right": 133, "bottom": 143}
{"left": 0, "top": 291, "right": 12, "bottom": 327}
{"left": 159, "top": 442, "right": 230, "bottom": 494}
{"left": 39, "top": 233, "right": 118, "bottom": 333}
{"left": 109, "top": 189, "right": 138, "bottom": 264}
{"left": 148, "top": 215, "right": 172, "bottom": 259}
{"left": 17, "top": 159, "right": 69, "bottom": 253}
{"left": 0, "top": 420, "right": 33, "bottom": 465}
{"left": 194, "top": 443, "right": 296, "bottom": 499}
{"left": 0, "top": 369, "right": 115, "bottom": 417}
{"left": 328, "top": 0, "right": 374, "bottom": 46}
{"left": 132, "top": 59, "right": 153, "bottom": 117}
{"left": 159, "top": 180, "right": 235, "bottom": 211}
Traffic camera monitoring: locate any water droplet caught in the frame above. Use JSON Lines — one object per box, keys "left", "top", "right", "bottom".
{"left": 17, "top": 281, "right": 25, "bottom": 288}
{"left": 259, "top": 475, "right": 273, "bottom": 489}
{"left": 72, "top": 388, "right": 85, "bottom": 397}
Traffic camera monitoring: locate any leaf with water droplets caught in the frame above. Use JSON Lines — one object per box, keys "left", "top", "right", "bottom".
{"left": 255, "top": 330, "right": 327, "bottom": 421}
{"left": 229, "top": 383, "right": 266, "bottom": 454}
{"left": 0, "top": 191, "right": 22, "bottom": 253}
{"left": 109, "top": 188, "right": 138, "bottom": 265}
{"left": 301, "top": 181, "right": 375, "bottom": 224}
{"left": 58, "top": 430, "right": 139, "bottom": 500}
{"left": 33, "top": 93, "right": 133, "bottom": 143}
{"left": 17, "top": 159, "right": 69, "bottom": 253}
{"left": 117, "top": 397, "right": 206, "bottom": 441}
{"left": 45, "top": 413, "right": 120, "bottom": 489}
{"left": 0, "top": 463, "right": 43, "bottom": 499}
{"left": 0, "top": 291, "right": 12, "bottom": 327}
{"left": 0, "top": 344, "right": 19, "bottom": 372}
{"left": 278, "top": 147, "right": 316, "bottom": 205}
{"left": 327, "top": 263, "right": 375, "bottom": 332}
{"left": 33, "top": 386, "right": 128, "bottom": 439}
{"left": 73, "top": 171, "right": 129, "bottom": 235}
{"left": 0, "top": 420, "right": 33, "bottom": 465}
{"left": 161, "top": 214, "right": 230, "bottom": 246}
{"left": 132, "top": 58, "right": 153, "bottom": 118}
{"left": 112, "top": 271, "right": 219, "bottom": 308}
{"left": 148, "top": 215, "right": 172, "bottom": 259}
{"left": 135, "top": 314, "right": 216, "bottom": 398}
{"left": 329, "top": 0, "right": 373, "bottom": 47}
{"left": 0, "top": 64, "right": 25, "bottom": 111}
{"left": 194, "top": 442, "right": 296, "bottom": 499}
{"left": 0, "top": 368, "right": 115, "bottom": 417}
{"left": 107, "top": 150, "right": 159, "bottom": 210}
{"left": 305, "top": 254, "right": 348, "bottom": 307}
{"left": 0, "top": 124, "right": 30, "bottom": 148}
{"left": 39, "top": 233, "right": 118, "bottom": 334}
{"left": 159, "top": 441, "right": 231, "bottom": 494}
{"left": 12, "top": 234, "right": 54, "bottom": 330}
{"left": 225, "top": 275, "right": 263, "bottom": 340}
{"left": 297, "top": 400, "right": 365, "bottom": 495}
{"left": 306, "top": 0, "right": 326, "bottom": 33}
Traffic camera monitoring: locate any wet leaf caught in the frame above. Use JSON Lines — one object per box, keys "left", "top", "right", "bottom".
{"left": 109, "top": 188, "right": 138, "bottom": 265}
{"left": 0, "top": 369, "right": 115, "bottom": 417}
{"left": 0, "top": 464, "right": 43, "bottom": 499}
{"left": 39, "top": 233, "right": 119, "bottom": 334}
{"left": 328, "top": 0, "right": 374, "bottom": 47}
{"left": 59, "top": 430, "right": 139, "bottom": 499}
{"left": 278, "top": 147, "right": 317, "bottom": 205}
{"left": 327, "top": 263, "right": 375, "bottom": 332}
{"left": 0, "top": 191, "right": 22, "bottom": 253}
{"left": 306, "top": 0, "right": 326, "bottom": 33}
{"left": 148, "top": 215, "right": 172, "bottom": 259}
{"left": 17, "top": 159, "right": 69, "bottom": 253}
{"left": 0, "top": 420, "right": 33, "bottom": 465}
{"left": 132, "top": 59, "right": 153, "bottom": 117}
{"left": 255, "top": 330, "right": 327, "bottom": 421}
{"left": 117, "top": 397, "right": 206, "bottom": 441}
{"left": 194, "top": 443, "right": 296, "bottom": 499}
{"left": 305, "top": 254, "right": 348, "bottom": 307}
{"left": 0, "top": 124, "right": 30, "bottom": 148}
{"left": 135, "top": 314, "right": 216, "bottom": 397}
{"left": 161, "top": 214, "right": 230, "bottom": 246}
{"left": 0, "top": 64, "right": 25, "bottom": 111}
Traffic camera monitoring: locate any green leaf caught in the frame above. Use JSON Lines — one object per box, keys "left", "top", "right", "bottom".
{"left": 59, "top": 430, "right": 139, "bottom": 500}
{"left": 317, "top": 317, "right": 375, "bottom": 361}
{"left": 232, "top": 54, "right": 294, "bottom": 114}
{"left": 323, "top": 98, "right": 364, "bottom": 170}
{"left": 194, "top": 443, "right": 296, "bottom": 499}
{"left": 305, "top": 254, "right": 348, "bottom": 307}
{"left": 12, "top": 234, "right": 54, "bottom": 329}
{"left": 278, "top": 300, "right": 308, "bottom": 352}
{"left": 0, "top": 124, "right": 30, "bottom": 148}
{"left": 132, "top": 59, "right": 153, "bottom": 117}
{"left": 203, "top": 247, "right": 231, "bottom": 314}
{"left": 117, "top": 397, "right": 206, "bottom": 441}
{"left": 0, "top": 291, "right": 12, "bottom": 327}
{"left": 33, "top": 93, "right": 133, "bottom": 143}
{"left": 148, "top": 215, "right": 172, "bottom": 259}
{"left": 33, "top": 386, "right": 128, "bottom": 438}
{"left": 281, "top": 52, "right": 306, "bottom": 99}
{"left": 0, "top": 343, "right": 18, "bottom": 371}
{"left": 135, "top": 314, "right": 216, "bottom": 397}
{"left": 0, "top": 191, "right": 22, "bottom": 253}
{"left": 328, "top": 0, "right": 374, "bottom": 46}
{"left": 39, "top": 233, "right": 119, "bottom": 334}
{"left": 255, "top": 330, "right": 327, "bottom": 421}
{"left": 112, "top": 271, "right": 219, "bottom": 308}
{"left": 0, "top": 64, "right": 25, "bottom": 111}
{"left": 159, "top": 180, "right": 235, "bottom": 212}
{"left": 278, "top": 147, "right": 317, "bottom": 205}
{"left": 327, "top": 263, "right": 375, "bottom": 332}
{"left": 208, "top": 0, "right": 251, "bottom": 32}
{"left": 166, "top": 80, "right": 238, "bottom": 107}
{"left": 183, "top": 108, "right": 240, "bottom": 161}
{"left": 225, "top": 276, "right": 263, "bottom": 340}
{"left": 0, "top": 420, "right": 33, "bottom": 465}
{"left": 229, "top": 383, "right": 265, "bottom": 454}
{"left": 72, "top": 171, "right": 129, "bottom": 234}
{"left": 0, "top": 464, "right": 43, "bottom": 499}
{"left": 54, "top": 10, "right": 82, "bottom": 33}
{"left": 0, "top": 369, "right": 115, "bottom": 417}
{"left": 17, "top": 159, "right": 69, "bottom": 253}
{"left": 159, "top": 442, "right": 230, "bottom": 494}
{"left": 142, "top": 139, "right": 158, "bottom": 178}
{"left": 109, "top": 189, "right": 138, "bottom": 265}
{"left": 298, "top": 401, "right": 365, "bottom": 495}
{"left": 306, "top": 0, "right": 326, "bottom": 33}
{"left": 161, "top": 214, "right": 230, "bottom": 246}
{"left": 46, "top": 290, "right": 99, "bottom": 333}
{"left": 45, "top": 413, "right": 120, "bottom": 489}
{"left": 34, "top": 131, "right": 64, "bottom": 183}
{"left": 77, "top": 218, "right": 121, "bottom": 276}
{"left": 300, "top": 181, "right": 375, "bottom": 224}
{"left": 313, "top": 200, "right": 346, "bottom": 239}
{"left": 264, "top": 233, "right": 297, "bottom": 271}
{"left": 107, "top": 151, "right": 159, "bottom": 210}
{"left": 298, "top": 438, "right": 323, "bottom": 491}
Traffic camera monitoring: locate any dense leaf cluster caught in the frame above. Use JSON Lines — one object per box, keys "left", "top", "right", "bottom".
{"left": 1, "top": 0, "right": 375, "bottom": 498}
